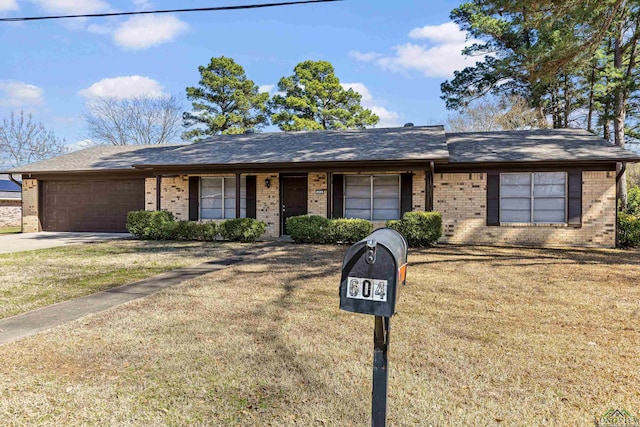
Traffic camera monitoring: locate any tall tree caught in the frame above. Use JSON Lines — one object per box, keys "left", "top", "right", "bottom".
{"left": 82, "top": 95, "right": 183, "bottom": 146}
{"left": 446, "top": 95, "right": 546, "bottom": 132}
{"left": 182, "top": 56, "right": 269, "bottom": 140}
{"left": 270, "top": 60, "right": 379, "bottom": 131}
{"left": 441, "top": 0, "right": 640, "bottom": 208}
{"left": 0, "top": 110, "right": 66, "bottom": 167}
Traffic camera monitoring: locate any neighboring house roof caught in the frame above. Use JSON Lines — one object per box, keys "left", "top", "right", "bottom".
{"left": 0, "top": 175, "right": 21, "bottom": 200}
{"left": 447, "top": 128, "right": 640, "bottom": 163}
{"left": 4, "top": 126, "right": 639, "bottom": 174}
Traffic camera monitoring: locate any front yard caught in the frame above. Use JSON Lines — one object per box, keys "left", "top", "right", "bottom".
{"left": 0, "top": 241, "right": 244, "bottom": 319}
{"left": 0, "top": 243, "right": 639, "bottom": 425}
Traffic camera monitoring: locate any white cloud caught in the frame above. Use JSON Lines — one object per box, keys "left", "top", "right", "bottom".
{"left": 79, "top": 76, "right": 166, "bottom": 99}
{"left": 0, "top": 80, "right": 44, "bottom": 107}
{"left": 0, "top": 0, "right": 18, "bottom": 12}
{"left": 259, "top": 84, "right": 275, "bottom": 94}
{"left": 348, "top": 51, "right": 383, "bottom": 62}
{"left": 342, "top": 82, "right": 401, "bottom": 128}
{"left": 132, "top": 0, "right": 153, "bottom": 10}
{"left": 351, "top": 21, "right": 484, "bottom": 78}
{"left": 29, "top": 0, "right": 110, "bottom": 14}
{"left": 65, "top": 139, "right": 92, "bottom": 152}
{"left": 113, "top": 14, "right": 189, "bottom": 50}
{"left": 408, "top": 22, "right": 467, "bottom": 44}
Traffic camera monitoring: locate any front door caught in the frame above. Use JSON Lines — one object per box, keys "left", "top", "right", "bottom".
{"left": 281, "top": 175, "right": 308, "bottom": 235}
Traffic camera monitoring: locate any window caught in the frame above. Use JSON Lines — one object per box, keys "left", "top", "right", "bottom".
{"left": 500, "top": 172, "right": 566, "bottom": 223}
{"left": 344, "top": 175, "right": 400, "bottom": 220}
{"left": 200, "top": 177, "right": 246, "bottom": 219}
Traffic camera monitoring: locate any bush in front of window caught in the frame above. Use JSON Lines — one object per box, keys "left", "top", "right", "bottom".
{"left": 618, "top": 212, "right": 640, "bottom": 248}
{"left": 386, "top": 211, "right": 442, "bottom": 248}
{"left": 286, "top": 215, "right": 332, "bottom": 243}
{"left": 328, "top": 219, "right": 373, "bottom": 244}
{"left": 127, "top": 210, "right": 175, "bottom": 240}
{"left": 170, "top": 221, "right": 217, "bottom": 241}
{"left": 218, "top": 218, "right": 267, "bottom": 243}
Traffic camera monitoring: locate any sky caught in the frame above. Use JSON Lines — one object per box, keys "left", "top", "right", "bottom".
{"left": 0, "top": 0, "right": 480, "bottom": 150}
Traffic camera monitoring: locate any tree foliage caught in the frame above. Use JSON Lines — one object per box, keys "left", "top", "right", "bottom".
{"left": 0, "top": 110, "right": 66, "bottom": 167}
{"left": 82, "top": 96, "right": 183, "bottom": 146}
{"left": 183, "top": 56, "right": 269, "bottom": 140}
{"left": 270, "top": 60, "right": 379, "bottom": 131}
{"left": 441, "top": 0, "right": 640, "bottom": 207}
{"left": 446, "top": 95, "right": 547, "bottom": 132}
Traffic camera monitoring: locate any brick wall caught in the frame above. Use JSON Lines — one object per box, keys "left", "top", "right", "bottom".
{"left": 433, "top": 171, "right": 617, "bottom": 247}
{"left": 255, "top": 173, "right": 280, "bottom": 238}
{"left": 308, "top": 172, "right": 328, "bottom": 216}
{"left": 22, "top": 179, "right": 39, "bottom": 232}
{"left": 0, "top": 201, "right": 21, "bottom": 227}
{"left": 145, "top": 177, "right": 157, "bottom": 211}
{"left": 160, "top": 176, "right": 189, "bottom": 220}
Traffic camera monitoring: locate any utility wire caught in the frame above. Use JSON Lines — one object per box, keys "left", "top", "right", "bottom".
{"left": 0, "top": 0, "right": 341, "bottom": 22}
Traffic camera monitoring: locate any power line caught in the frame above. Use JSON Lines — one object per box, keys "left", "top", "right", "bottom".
{"left": 0, "top": 0, "right": 342, "bottom": 22}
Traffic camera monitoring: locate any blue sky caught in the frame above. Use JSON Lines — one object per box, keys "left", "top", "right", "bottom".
{"left": 0, "top": 0, "right": 479, "bottom": 149}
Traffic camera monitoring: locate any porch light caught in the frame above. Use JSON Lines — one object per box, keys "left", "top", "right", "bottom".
{"left": 265, "top": 178, "right": 271, "bottom": 188}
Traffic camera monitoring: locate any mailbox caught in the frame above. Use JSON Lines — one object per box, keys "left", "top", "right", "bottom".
{"left": 339, "top": 228, "right": 408, "bottom": 317}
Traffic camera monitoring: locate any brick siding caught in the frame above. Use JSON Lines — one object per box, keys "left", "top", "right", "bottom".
{"left": 21, "top": 179, "right": 39, "bottom": 232}
{"left": 433, "top": 171, "right": 617, "bottom": 247}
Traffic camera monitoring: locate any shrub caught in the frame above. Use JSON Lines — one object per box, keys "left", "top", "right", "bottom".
{"left": 328, "top": 218, "right": 372, "bottom": 244}
{"left": 127, "top": 210, "right": 175, "bottom": 239}
{"left": 286, "top": 215, "right": 331, "bottom": 243}
{"left": 193, "top": 222, "right": 218, "bottom": 241}
{"left": 386, "top": 211, "right": 442, "bottom": 248}
{"left": 219, "top": 218, "right": 266, "bottom": 242}
{"left": 627, "top": 186, "right": 640, "bottom": 216}
{"left": 618, "top": 212, "right": 640, "bottom": 248}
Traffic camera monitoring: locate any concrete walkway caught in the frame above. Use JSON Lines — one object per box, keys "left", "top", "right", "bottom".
{"left": 0, "top": 245, "right": 270, "bottom": 345}
{"left": 0, "top": 232, "right": 132, "bottom": 254}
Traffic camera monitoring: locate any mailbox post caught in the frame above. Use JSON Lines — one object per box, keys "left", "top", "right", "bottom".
{"left": 339, "top": 228, "right": 408, "bottom": 427}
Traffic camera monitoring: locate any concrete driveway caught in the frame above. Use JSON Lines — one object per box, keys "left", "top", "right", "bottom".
{"left": 0, "top": 232, "right": 133, "bottom": 254}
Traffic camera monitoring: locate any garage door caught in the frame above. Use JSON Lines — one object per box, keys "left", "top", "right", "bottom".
{"left": 42, "top": 179, "right": 145, "bottom": 232}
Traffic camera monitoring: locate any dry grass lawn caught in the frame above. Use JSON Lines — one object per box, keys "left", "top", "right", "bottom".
{"left": 0, "top": 244, "right": 639, "bottom": 426}
{"left": 0, "top": 227, "right": 20, "bottom": 235}
{"left": 0, "top": 240, "right": 241, "bottom": 318}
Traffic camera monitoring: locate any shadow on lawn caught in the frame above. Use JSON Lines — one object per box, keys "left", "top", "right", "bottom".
{"left": 410, "top": 244, "right": 640, "bottom": 267}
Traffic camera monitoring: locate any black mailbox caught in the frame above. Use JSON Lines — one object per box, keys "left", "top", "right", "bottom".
{"left": 339, "top": 228, "right": 408, "bottom": 317}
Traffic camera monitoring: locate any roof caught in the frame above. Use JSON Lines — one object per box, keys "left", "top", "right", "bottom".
{"left": 0, "top": 179, "right": 21, "bottom": 192}
{"left": 5, "top": 144, "right": 181, "bottom": 173}
{"left": 447, "top": 128, "right": 640, "bottom": 163}
{"left": 134, "top": 126, "right": 449, "bottom": 168}
{"left": 4, "top": 126, "right": 639, "bottom": 174}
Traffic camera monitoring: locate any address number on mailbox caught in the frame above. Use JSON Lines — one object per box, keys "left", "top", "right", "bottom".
{"left": 347, "top": 277, "right": 388, "bottom": 302}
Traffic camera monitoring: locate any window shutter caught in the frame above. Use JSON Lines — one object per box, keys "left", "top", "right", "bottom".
{"left": 486, "top": 172, "right": 500, "bottom": 226}
{"left": 188, "top": 176, "right": 200, "bottom": 221}
{"left": 332, "top": 174, "right": 344, "bottom": 219}
{"left": 246, "top": 175, "right": 257, "bottom": 219}
{"left": 400, "top": 173, "right": 413, "bottom": 216}
{"left": 567, "top": 171, "right": 582, "bottom": 226}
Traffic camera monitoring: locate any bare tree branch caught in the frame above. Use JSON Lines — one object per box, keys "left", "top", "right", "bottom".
{"left": 82, "top": 96, "right": 183, "bottom": 146}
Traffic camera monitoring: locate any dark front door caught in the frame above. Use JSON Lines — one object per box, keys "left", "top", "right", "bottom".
{"left": 281, "top": 175, "right": 308, "bottom": 235}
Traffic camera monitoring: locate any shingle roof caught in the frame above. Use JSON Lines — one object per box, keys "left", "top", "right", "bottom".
{"left": 5, "top": 144, "right": 181, "bottom": 173}
{"left": 5, "top": 126, "right": 449, "bottom": 173}
{"left": 447, "top": 128, "right": 640, "bottom": 163}
{"left": 5, "top": 126, "right": 639, "bottom": 174}
{"left": 136, "top": 125, "right": 449, "bottom": 167}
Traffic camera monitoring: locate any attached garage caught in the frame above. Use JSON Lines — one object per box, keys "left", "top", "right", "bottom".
{"left": 41, "top": 179, "right": 144, "bottom": 232}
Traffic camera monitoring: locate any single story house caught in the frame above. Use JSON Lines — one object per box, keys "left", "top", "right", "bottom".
{"left": 5, "top": 125, "right": 640, "bottom": 247}
{"left": 0, "top": 174, "right": 22, "bottom": 228}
